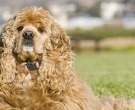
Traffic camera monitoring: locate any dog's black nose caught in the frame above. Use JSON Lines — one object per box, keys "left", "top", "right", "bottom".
{"left": 22, "top": 31, "right": 34, "bottom": 40}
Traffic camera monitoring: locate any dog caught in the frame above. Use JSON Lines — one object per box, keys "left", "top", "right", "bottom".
{"left": 0, "top": 6, "right": 134, "bottom": 110}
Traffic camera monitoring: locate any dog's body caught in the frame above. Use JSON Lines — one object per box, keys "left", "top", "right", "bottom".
{"left": 0, "top": 7, "right": 134, "bottom": 110}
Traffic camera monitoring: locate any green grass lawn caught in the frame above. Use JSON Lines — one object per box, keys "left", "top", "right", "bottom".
{"left": 73, "top": 51, "right": 135, "bottom": 99}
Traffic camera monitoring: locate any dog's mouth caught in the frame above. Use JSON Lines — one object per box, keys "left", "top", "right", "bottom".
{"left": 14, "top": 37, "right": 43, "bottom": 65}
{"left": 14, "top": 43, "right": 42, "bottom": 63}
{"left": 21, "top": 62, "right": 41, "bottom": 71}
{"left": 14, "top": 47, "right": 42, "bottom": 71}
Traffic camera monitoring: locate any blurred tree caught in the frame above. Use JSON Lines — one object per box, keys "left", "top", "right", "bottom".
{"left": 67, "top": 26, "right": 135, "bottom": 51}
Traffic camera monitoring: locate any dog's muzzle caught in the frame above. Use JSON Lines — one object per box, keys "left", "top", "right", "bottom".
{"left": 22, "top": 31, "right": 34, "bottom": 52}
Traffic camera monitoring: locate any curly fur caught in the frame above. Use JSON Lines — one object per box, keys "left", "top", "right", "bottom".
{"left": 0, "top": 6, "right": 134, "bottom": 110}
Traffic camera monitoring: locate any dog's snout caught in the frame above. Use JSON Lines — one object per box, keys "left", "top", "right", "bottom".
{"left": 23, "top": 31, "right": 34, "bottom": 40}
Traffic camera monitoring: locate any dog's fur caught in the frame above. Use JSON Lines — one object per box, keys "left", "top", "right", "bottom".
{"left": 0, "top": 7, "right": 134, "bottom": 110}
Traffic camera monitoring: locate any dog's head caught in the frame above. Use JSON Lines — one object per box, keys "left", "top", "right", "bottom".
{"left": 0, "top": 6, "right": 74, "bottom": 85}
{"left": 13, "top": 7, "right": 53, "bottom": 62}
{"left": 2, "top": 7, "right": 71, "bottom": 63}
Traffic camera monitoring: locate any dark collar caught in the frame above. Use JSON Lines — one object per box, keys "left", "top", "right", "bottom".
{"left": 25, "top": 62, "right": 40, "bottom": 71}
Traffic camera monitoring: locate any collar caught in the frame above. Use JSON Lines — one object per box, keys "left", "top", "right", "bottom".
{"left": 22, "top": 62, "right": 40, "bottom": 71}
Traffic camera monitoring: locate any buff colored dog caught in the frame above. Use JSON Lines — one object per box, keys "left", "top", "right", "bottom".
{"left": 0, "top": 6, "right": 134, "bottom": 110}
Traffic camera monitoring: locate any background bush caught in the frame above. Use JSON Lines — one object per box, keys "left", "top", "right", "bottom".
{"left": 67, "top": 27, "right": 135, "bottom": 41}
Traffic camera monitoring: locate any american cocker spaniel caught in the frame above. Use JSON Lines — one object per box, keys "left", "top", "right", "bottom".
{"left": 0, "top": 6, "right": 134, "bottom": 110}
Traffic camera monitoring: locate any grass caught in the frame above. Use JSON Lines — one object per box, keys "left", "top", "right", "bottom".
{"left": 73, "top": 51, "right": 135, "bottom": 99}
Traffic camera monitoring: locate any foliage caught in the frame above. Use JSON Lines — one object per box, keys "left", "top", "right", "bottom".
{"left": 67, "top": 27, "right": 135, "bottom": 40}
{"left": 73, "top": 51, "right": 135, "bottom": 98}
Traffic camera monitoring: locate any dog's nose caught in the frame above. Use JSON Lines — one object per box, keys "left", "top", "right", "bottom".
{"left": 22, "top": 31, "right": 34, "bottom": 40}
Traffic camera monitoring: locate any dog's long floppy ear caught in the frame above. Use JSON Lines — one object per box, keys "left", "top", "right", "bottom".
{"left": 39, "top": 20, "right": 75, "bottom": 93}
{"left": 2, "top": 17, "right": 17, "bottom": 49}
{"left": 50, "top": 22, "right": 71, "bottom": 53}
{"left": 0, "top": 17, "right": 17, "bottom": 84}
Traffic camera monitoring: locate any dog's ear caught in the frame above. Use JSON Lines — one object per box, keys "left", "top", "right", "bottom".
{"left": 1, "top": 16, "right": 16, "bottom": 49}
{"left": 50, "top": 22, "right": 71, "bottom": 52}
{"left": 0, "top": 17, "right": 17, "bottom": 83}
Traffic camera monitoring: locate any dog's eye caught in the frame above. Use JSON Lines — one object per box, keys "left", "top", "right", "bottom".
{"left": 38, "top": 28, "right": 44, "bottom": 33}
{"left": 17, "top": 26, "right": 24, "bottom": 31}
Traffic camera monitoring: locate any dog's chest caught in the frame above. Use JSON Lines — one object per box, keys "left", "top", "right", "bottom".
{"left": 25, "top": 73, "right": 32, "bottom": 81}
{"left": 16, "top": 70, "right": 38, "bottom": 86}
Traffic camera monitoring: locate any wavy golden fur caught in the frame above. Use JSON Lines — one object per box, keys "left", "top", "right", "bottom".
{"left": 0, "top": 6, "right": 134, "bottom": 110}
